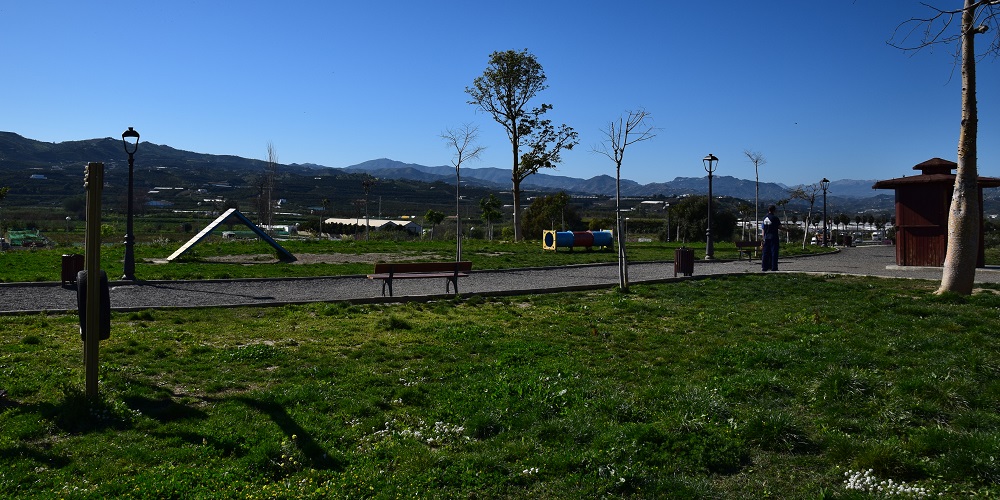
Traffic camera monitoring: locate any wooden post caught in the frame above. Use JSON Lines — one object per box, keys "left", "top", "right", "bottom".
{"left": 83, "top": 162, "right": 104, "bottom": 399}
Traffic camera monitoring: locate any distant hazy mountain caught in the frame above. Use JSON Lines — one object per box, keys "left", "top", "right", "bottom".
{"left": 0, "top": 131, "right": 321, "bottom": 176}
{"left": 341, "top": 158, "right": 883, "bottom": 200}
{"left": 0, "top": 131, "right": 885, "bottom": 201}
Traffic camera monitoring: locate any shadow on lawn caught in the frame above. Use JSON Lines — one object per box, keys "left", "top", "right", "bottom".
{"left": 5, "top": 379, "right": 342, "bottom": 472}
{"left": 235, "top": 396, "right": 344, "bottom": 471}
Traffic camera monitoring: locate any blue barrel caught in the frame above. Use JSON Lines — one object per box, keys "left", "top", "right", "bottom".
{"left": 591, "top": 230, "right": 613, "bottom": 247}
{"left": 555, "top": 231, "right": 575, "bottom": 248}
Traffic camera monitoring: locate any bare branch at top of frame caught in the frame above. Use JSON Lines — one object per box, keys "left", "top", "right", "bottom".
{"left": 888, "top": 1, "right": 1000, "bottom": 52}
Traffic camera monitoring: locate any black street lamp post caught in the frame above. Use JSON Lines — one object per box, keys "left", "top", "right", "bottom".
{"left": 121, "top": 127, "right": 140, "bottom": 280}
{"left": 703, "top": 154, "right": 719, "bottom": 259}
{"left": 820, "top": 177, "right": 830, "bottom": 247}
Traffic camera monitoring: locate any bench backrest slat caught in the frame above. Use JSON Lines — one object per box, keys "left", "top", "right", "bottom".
{"left": 373, "top": 261, "right": 472, "bottom": 274}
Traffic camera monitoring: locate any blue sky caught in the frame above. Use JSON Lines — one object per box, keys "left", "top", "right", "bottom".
{"left": 1, "top": 1, "right": 997, "bottom": 187}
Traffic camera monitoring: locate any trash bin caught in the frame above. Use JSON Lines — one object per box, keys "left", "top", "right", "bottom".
{"left": 61, "top": 254, "right": 85, "bottom": 285}
{"left": 674, "top": 247, "right": 694, "bottom": 277}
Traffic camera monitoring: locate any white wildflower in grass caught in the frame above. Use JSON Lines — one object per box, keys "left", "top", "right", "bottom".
{"left": 597, "top": 463, "right": 633, "bottom": 486}
{"left": 843, "top": 469, "right": 932, "bottom": 498}
{"left": 521, "top": 467, "right": 539, "bottom": 475}
{"left": 360, "top": 417, "right": 471, "bottom": 449}
{"left": 398, "top": 376, "right": 426, "bottom": 387}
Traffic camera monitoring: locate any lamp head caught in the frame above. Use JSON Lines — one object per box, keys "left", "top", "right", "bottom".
{"left": 820, "top": 177, "right": 830, "bottom": 191}
{"left": 702, "top": 154, "right": 719, "bottom": 174}
{"left": 122, "top": 127, "right": 140, "bottom": 155}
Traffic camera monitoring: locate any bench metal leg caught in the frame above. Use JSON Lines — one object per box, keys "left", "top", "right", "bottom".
{"left": 382, "top": 279, "right": 393, "bottom": 297}
{"left": 446, "top": 277, "right": 458, "bottom": 295}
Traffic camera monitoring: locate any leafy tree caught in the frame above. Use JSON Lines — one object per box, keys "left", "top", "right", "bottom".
{"left": 889, "top": 1, "right": 1000, "bottom": 294}
{"left": 466, "top": 49, "right": 578, "bottom": 241}
{"left": 670, "top": 196, "right": 737, "bottom": 244}
{"left": 589, "top": 217, "right": 614, "bottom": 232}
{"left": 479, "top": 194, "right": 503, "bottom": 241}
{"left": 63, "top": 194, "right": 86, "bottom": 220}
{"left": 735, "top": 202, "right": 753, "bottom": 240}
{"left": 522, "top": 192, "right": 580, "bottom": 239}
{"left": 424, "top": 209, "right": 445, "bottom": 240}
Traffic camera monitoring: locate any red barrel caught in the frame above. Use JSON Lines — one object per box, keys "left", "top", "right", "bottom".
{"left": 572, "top": 231, "right": 594, "bottom": 248}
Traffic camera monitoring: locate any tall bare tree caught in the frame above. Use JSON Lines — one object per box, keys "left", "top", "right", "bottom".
{"left": 0, "top": 186, "right": 8, "bottom": 234}
{"left": 441, "top": 124, "right": 486, "bottom": 261}
{"left": 889, "top": 0, "right": 1000, "bottom": 295}
{"left": 593, "top": 109, "right": 656, "bottom": 291}
{"left": 263, "top": 142, "right": 279, "bottom": 232}
{"left": 776, "top": 197, "right": 791, "bottom": 242}
{"left": 466, "top": 49, "right": 578, "bottom": 241}
{"left": 790, "top": 184, "right": 821, "bottom": 249}
{"left": 361, "top": 175, "right": 377, "bottom": 241}
{"left": 320, "top": 197, "right": 330, "bottom": 237}
{"left": 744, "top": 150, "right": 767, "bottom": 240}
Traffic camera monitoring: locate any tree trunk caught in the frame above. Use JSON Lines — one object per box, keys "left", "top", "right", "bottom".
{"left": 616, "top": 166, "right": 628, "bottom": 291}
{"left": 511, "top": 140, "right": 523, "bottom": 242}
{"left": 938, "top": 0, "right": 980, "bottom": 295}
{"left": 512, "top": 181, "right": 523, "bottom": 242}
{"left": 801, "top": 206, "right": 813, "bottom": 249}
{"left": 755, "top": 173, "right": 759, "bottom": 241}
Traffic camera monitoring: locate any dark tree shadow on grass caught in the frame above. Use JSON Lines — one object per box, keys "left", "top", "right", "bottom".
{"left": 235, "top": 397, "right": 344, "bottom": 471}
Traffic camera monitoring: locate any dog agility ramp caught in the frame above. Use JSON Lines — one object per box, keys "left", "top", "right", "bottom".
{"left": 166, "top": 208, "right": 296, "bottom": 262}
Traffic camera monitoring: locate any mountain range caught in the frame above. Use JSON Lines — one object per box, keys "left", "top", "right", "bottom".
{"left": 341, "top": 158, "right": 886, "bottom": 200}
{"left": 1, "top": 132, "right": 896, "bottom": 211}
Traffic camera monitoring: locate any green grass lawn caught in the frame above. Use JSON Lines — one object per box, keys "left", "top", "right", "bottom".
{"left": 3, "top": 274, "right": 1000, "bottom": 498}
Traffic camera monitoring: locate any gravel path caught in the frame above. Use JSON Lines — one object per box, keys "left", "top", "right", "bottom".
{"left": 2, "top": 245, "right": 998, "bottom": 314}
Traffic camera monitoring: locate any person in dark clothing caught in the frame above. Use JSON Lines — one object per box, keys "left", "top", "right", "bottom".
{"left": 761, "top": 205, "right": 781, "bottom": 272}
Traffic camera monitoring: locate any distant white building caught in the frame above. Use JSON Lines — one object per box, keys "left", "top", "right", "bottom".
{"left": 323, "top": 218, "right": 422, "bottom": 236}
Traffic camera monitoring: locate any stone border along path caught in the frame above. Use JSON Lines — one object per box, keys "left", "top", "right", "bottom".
{"left": 1, "top": 245, "right": 999, "bottom": 315}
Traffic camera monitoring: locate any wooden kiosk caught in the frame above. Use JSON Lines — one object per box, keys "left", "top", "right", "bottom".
{"left": 872, "top": 158, "right": 1000, "bottom": 267}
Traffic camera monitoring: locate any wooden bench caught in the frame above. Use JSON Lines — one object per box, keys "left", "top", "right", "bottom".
{"left": 735, "top": 240, "right": 761, "bottom": 260}
{"left": 367, "top": 261, "right": 472, "bottom": 297}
